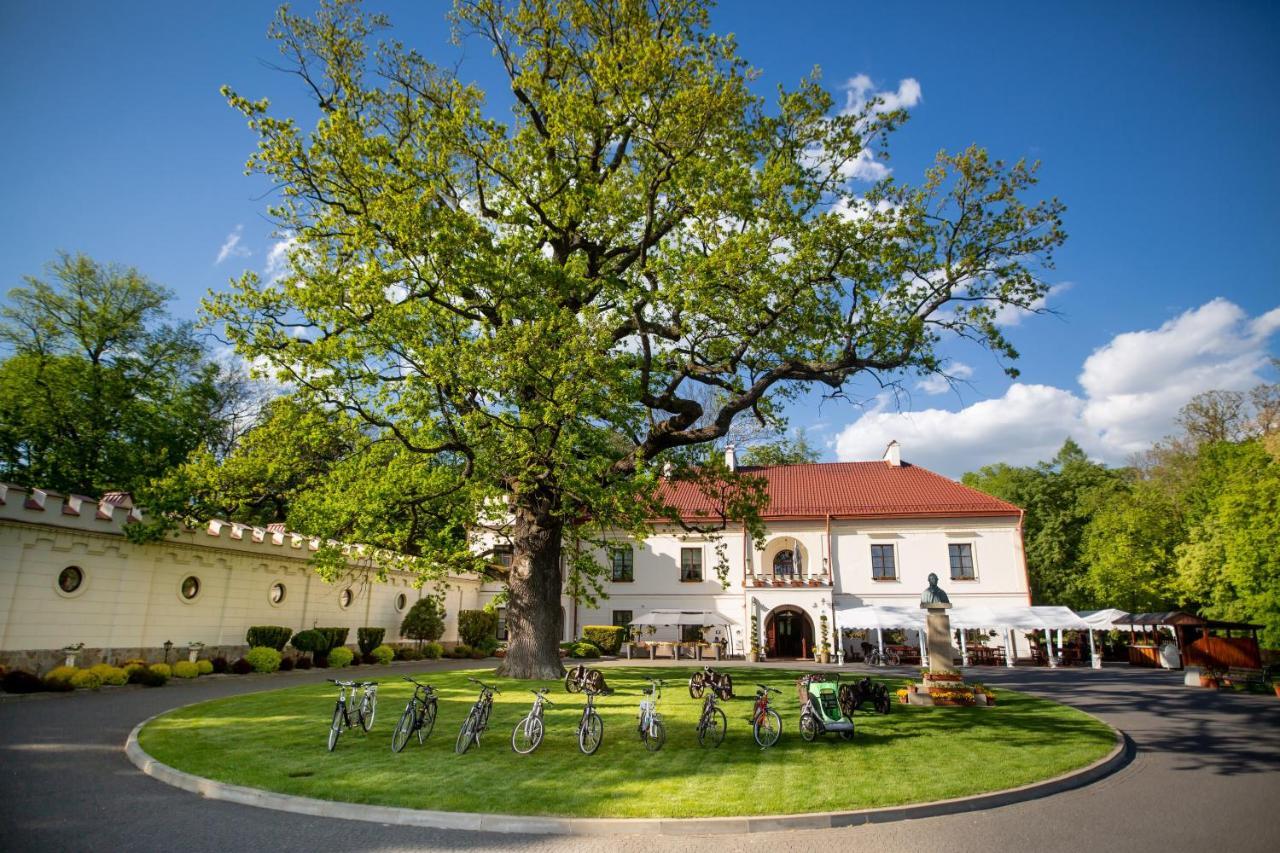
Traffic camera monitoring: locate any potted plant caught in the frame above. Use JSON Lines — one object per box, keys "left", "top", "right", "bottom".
{"left": 818, "top": 614, "right": 831, "bottom": 664}
{"left": 747, "top": 614, "right": 761, "bottom": 663}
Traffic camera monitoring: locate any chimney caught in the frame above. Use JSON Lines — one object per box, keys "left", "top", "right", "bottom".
{"left": 882, "top": 440, "right": 901, "bottom": 467}
{"left": 725, "top": 443, "right": 738, "bottom": 473}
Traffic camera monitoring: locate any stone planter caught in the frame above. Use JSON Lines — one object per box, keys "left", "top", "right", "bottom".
{"left": 746, "top": 652, "right": 758, "bottom": 663}
{"left": 818, "top": 651, "right": 830, "bottom": 664}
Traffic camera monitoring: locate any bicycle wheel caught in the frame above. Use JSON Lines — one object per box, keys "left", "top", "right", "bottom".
{"left": 875, "top": 692, "right": 891, "bottom": 715}
{"left": 698, "top": 707, "right": 726, "bottom": 748}
{"left": 839, "top": 726, "right": 855, "bottom": 741}
{"left": 578, "top": 710, "right": 603, "bottom": 755}
{"left": 799, "top": 712, "right": 819, "bottom": 742}
{"left": 327, "top": 702, "right": 344, "bottom": 752}
{"left": 642, "top": 717, "right": 666, "bottom": 752}
{"left": 360, "top": 691, "right": 377, "bottom": 732}
{"left": 688, "top": 673, "right": 704, "bottom": 699}
{"left": 455, "top": 710, "right": 478, "bottom": 754}
{"left": 391, "top": 703, "right": 416, "bottom": 753}
{"left": 753, "top": 708, "right": 782, "bottom": 749}
{"left": 511, "top": 714, "right": 544, "bottom": 754}
{"left": 716, "top": 673, "right": 733, "bottom": 700}
{"left": 886, "top": 651, "right": 901, "bottom": 667}
{"left": 565, "top": 673, "right": 581, "bottom": 693}
{"left": 420, "top": 698, "right": 438, "bottom": 740}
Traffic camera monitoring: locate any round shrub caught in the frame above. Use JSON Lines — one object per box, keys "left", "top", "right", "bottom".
{"left": 328, "top": 647, "right": 354, "bottom": 668}
{"left": 468, "top": 647, "right": 487, "bottom": 659}
{"left": 581, "top": 625, "right": 627, "bottom": 655}
{"left": 172, "top": 661, "right": 199, "bottom": 679}
{"left": 122, "top": 662, "right": 147, "bottom": 677}
{"left": 570, "top": 642, "right": 601, "bottom": 659}
{"left": 43, "top": 666, "right": 79, "bottom": 691}
{"left": 211, "top": 656, "right": 229, "bottom": 674}
{"left": 2, "top": 669, "right": 44, "bottom": 694}
{"left": 129, "top": 666, "right": 168, "bottom": 687}
{"left": 446, "top": 644, "right": 474, "bottom": 659}
{"left": 457, "top": 610, "right": 498, "bottom": 648}
{"left": 421, "top": 642, "right": 443, "bottom": 660}
{"left": 245, "top": 646, "right": 282, "bottom": 673}
{"left": 196, "top": 659, "right": 214, "bottom": 675}
{"left": 295, "top": 657, "right": 313, "bottom": 670}
{"left": 245, "top": 625, "right": 293, "bottom": 651}
{"left": 90, "top": 664, "right": 128, "bottom": 686}
{"left": 394, "top": 645, "right": 423, "bottom": 661}
{"left": 290, "top": 629, "right": 328, "bottom": 657}
{"left": 231, "top": 657, "right": 253, "bottom": 675}
{"left": 279, "top": 656, "right": 295, "bottom": 671}
{"left": 401, "top": 597, "right": 446, "bottom": 644}
{"left": 70, "top": 670, "right": 103, "bottom": 690}
{"left": 357, "top": 627, "right": 386, "bottom": 656}
{"left": 370, "top": 644, "right": 395, "bottom": 665}
{"left": 149, "top": 663, "right": 171, "bottom": 678}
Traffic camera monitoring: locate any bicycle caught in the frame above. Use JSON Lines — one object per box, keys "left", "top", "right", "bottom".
{"left": 326, "top": 679, "right": 378, "bottom": 752}
{"left": 751, "top": 684, "right": 783, "bottom": 748}
{"left": 695, "top": 687, "right": 727, "bottom": 748}
{"left": 511, "top": 688, "right": 553, "bottom": 755}
{"left": 391, "top": 676, "right": 438, "bottom": 752}
{"left": 576, "top": 687, "right": 604, "bottom": 755}
{"left": 564, "top": 663, "right": 611, "bottom": 695}
{"left": 636, "top": 678, "right": 666, "bottom": 752}
{"left": 688, "top": 665, "right": 734, "bottom": 700}
{"left": 455, "top": 677, "right": 501, "bottom": 754}
{"left": 865, "top": 647, "right": 901, "bottom": 667}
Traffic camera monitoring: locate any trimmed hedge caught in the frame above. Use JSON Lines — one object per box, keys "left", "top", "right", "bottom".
{"left": 328, "top": 647, "right": 354, "bottom": 668}
{"left": 446, "top": 644, "right": 475, "bottom": 659}
{"left": 290, "top": 629, "right": 327, "bottom": 656}
{"left": 246, "top": 626, "right": 293, "bottom": 651}
{"left": 357, "top": 628, "right": 386, "bottom": 656}
{"left": 569, "top": 642, "right": 602, "bottom": 659}
{"left": 279, "top": 656, "right": 295, "bottom": 671}
{"left": 246, "top": 647, "right": 282, "bottom": 673}
{"left": 196, "top": 659, "right": 214, "bottom": 675}
{"left": 149, "top": 663, "right": 172, "bottom": 678}
{"left": 89, "top": 664, "right": 129, "bottom": 686}
{"left": 70, "top": 670, "right": 103, "bottom": 690}
{"left": 370, "top": 644, "right": 395, "bottom": 665}
{"left": 421, "top": 642, "right": 443, "bottom": 660}
{"left": 231, "top": 658, "right": 253, "bottom": 675}
{"left": 211, "top": 656, "right": 229, "bottom": 674}
{"left": 129, "top": 665, "right": 168, "bottom": 687}
{"left": 44, "top": 666, "right": 79, "bottom": 691}
{"left": 457, "top": 610, "right": 497, "bottom": 647}
{"left": 172, "top": 661, "right": 199, "bottom": 679}
{"left": 394, "top": 645, "right": 423, "bottom": 661}
{"left": 582, "top": 625, "right": 627, "bottom": 655}
{"left": 2, "top": 669, "right": 43, "bottom": 694}
{"left": 316, "top": 627, "right": 349, "bottom": 651}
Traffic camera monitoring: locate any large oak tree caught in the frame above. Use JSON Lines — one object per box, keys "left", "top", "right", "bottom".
{"left": 212, "top": 0, "right": 1065, "bottom": 677}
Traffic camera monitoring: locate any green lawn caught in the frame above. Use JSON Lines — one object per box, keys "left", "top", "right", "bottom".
{"left": 137, "top": 666, "right": 1115, "bottom": 818}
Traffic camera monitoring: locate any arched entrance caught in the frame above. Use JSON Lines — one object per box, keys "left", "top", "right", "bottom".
{"left": 765, "top": 606, "right": 815, "bottom": 659}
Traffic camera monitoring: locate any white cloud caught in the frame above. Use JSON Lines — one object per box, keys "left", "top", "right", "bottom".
{"left": 841, "top": 74, "right": 922, "bottom": 116}
{"left": 215, "top": 225, "right": 250, "bottom": 265}
{"left": 834, "top": 298, "right": 1280, "bottom": 475}
{"left": 263, "top": 233, "right": 299, "bottom": 284}
{"left": 916, "top": 361, "right": 974, "bottom": 395}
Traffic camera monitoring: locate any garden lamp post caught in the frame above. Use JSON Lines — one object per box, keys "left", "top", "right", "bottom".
{"left": 163, "top": 640, "right": 173, "bottom": 664}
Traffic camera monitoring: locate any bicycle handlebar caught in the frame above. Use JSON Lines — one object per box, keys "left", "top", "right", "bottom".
{"left": 402, "top": 676, "right": 435, "bottom": 691}
{"left": 532, "top": 689, "right": 555, "bottom": 705}
{"left": 755, "top": 684, "right": 780, "bottom": 693}
{"left": 329, "top": 679, "right": 376, "bottom": 687}
{"left": 467, "top": 677, "right": 501, "bottom": 693}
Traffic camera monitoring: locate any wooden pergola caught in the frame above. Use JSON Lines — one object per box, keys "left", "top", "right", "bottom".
{"left": 1125, "top": 611, "right": 1263, "bottom": 669}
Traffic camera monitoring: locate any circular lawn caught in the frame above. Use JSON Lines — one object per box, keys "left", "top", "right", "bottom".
{"left": 136, "top": 666, "right": 1116, "bottom": 819}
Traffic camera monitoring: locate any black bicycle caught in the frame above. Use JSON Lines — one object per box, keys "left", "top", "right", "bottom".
{"left": 688, "top": 665, "right": 734, "bottom": 700}
{"left": 391, "top": 676, "right": 438, "bottom": 752}
{"left": 455, "top": 677, "right": 501, "bottom": 754}
{"left": 839, "top": 676, "right": 891, "bottom": 717}
{"left": 695, "top": 687, "right": 727, "bottom": 748}
{"left": 576, "top": 688, "right": 604, "bottom": 755}
{"left": 326, "top": 679, "right": 377, "bottom": 752}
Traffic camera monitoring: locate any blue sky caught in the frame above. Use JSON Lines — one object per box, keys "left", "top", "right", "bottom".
{"left": 2, "top": 1, "right": 1277, "bottom": 475}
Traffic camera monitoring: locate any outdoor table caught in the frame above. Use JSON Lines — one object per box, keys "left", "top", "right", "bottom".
{"left": 969, "top": 646, "right": 997, "bottom": 666}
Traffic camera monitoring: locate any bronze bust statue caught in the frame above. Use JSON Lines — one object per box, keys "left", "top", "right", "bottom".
{"left": 921, "top": 572, "right": 951, "bottom": 606}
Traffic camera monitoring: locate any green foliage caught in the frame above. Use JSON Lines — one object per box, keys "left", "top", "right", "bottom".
{"left": 245, "top": 647, "right": 282, "bottom": 673}
{"left": 370, "top": 644, "right": 395, "bottom": 665}
{"left": 1081, "top": 478, "right": 1181, "bottom": 612}
{"left": 130, "top": 665, "right": 168, "bottom": 687}
{"left": 149, "top": 663, "right": 172, "bottom": 678}
{"left": 172, "top": 661, "right": 200, "bottom": 679}
{"left": 327, "top": 647, "right": 354, "bottom": 668}
{"left": 445, "top": 644, "right": 474, "bottom": 659}
{"left": 196, "top": 659, "right": 214, "bottom": 675}
{"left": 400, "top": 597, "right": 446, "bottom": 644}
{"left": 750, "top": 614, "right": 761, "bottom": 655}
{"left": 421, "top": 642, "right": 443, "bottom": 660}
{"left": 316, "top": 627, "right": 349, "bottom": 651}
{"left": 356, "top": 627, "right": 386, "bottom": 656}
{"left": 739, "top": 432, "right": 819, "bottom": 467}
{"left": 2, "top": 669, "right": 44, "bottom": 693}
{"left": 43, "top": 666, "right": 79, "bottom": 691}
{"left": 213, "top": 0, "right": 1065, "bottom": 677}
{"left": 70, "top": 670, "right": 103, "bottom": 690}
{"left": 0, "top": 252, "right": 243, "bottom": 495}
{"left": 89, "top": 664, "right": 129, "bottom": 686}
{"left": 393, "top": 645, "right": 423, "bottom": 661}
{"left": 570, "top": 642, "right": 602, "bottom": 659}
{"left": 245, "top": 626, "right": 293, "bottom": 651}
{"left": 290, "top": 629, "right": 328, "bottom": 655}
{"left": 457, "top": 610, "right": 497, "bottom": 648}
{"left": 581, "top": 625, "right": 626, "bottom": 655}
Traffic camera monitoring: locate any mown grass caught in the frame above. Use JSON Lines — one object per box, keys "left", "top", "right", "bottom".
{"left": 138, "top": 666, "right": 1115, "bottom": 818}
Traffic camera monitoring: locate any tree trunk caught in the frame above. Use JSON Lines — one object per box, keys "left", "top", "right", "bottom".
{"left": 495, "top": 490, "right": 567, "bottom": 679}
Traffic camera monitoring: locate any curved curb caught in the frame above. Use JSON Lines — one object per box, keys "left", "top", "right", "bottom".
{"left": 125, "top": 709, "right": 1130, "bottom": 836}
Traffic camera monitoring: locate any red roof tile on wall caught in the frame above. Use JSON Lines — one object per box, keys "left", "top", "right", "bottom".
{"left": 659, "top": 461, "right": 1020, "bottom": 520}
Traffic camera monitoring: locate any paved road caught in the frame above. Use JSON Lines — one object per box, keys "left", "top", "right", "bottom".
{"left": 1, "top": 660, "right": 1276, "bottom": 853}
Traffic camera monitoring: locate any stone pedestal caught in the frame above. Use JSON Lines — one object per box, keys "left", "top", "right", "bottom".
{"left": 923, "top": 604, "right": 959, "bottom": 672}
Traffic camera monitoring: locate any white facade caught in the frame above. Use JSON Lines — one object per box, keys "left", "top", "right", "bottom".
{"left": 0, "top": 485, "right": 481, "bottom": 671}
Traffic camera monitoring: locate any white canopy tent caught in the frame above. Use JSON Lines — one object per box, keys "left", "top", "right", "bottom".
{"left": 1078, "top": 608, "right": 1133, "bottom": 630}
{"left": 834, "top": 604, "right": 928, "bottom": 662}
{"left": 629, "top": 609, "right": 735, "bottom": 653}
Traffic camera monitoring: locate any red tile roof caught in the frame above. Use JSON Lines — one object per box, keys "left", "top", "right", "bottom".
{"left": 658, "top": 461, "right": 1021, "bottom": 520}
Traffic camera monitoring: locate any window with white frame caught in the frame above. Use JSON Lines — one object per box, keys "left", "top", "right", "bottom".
{"left": 680, "top": 547, "right": 703, "bottom": 582}
{"left": 870, "top": 544, "right": 897, "bottom": 579}
{"left": 949, "top": 543, "right": 976, "bottom": 580}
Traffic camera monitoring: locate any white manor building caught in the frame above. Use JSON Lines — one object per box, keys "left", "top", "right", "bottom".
{"left": 476, "top": 442, "right": 1032, "bottom": 659}
{"left": 0, "top": 441, "right": 1030, "bottom": 670}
